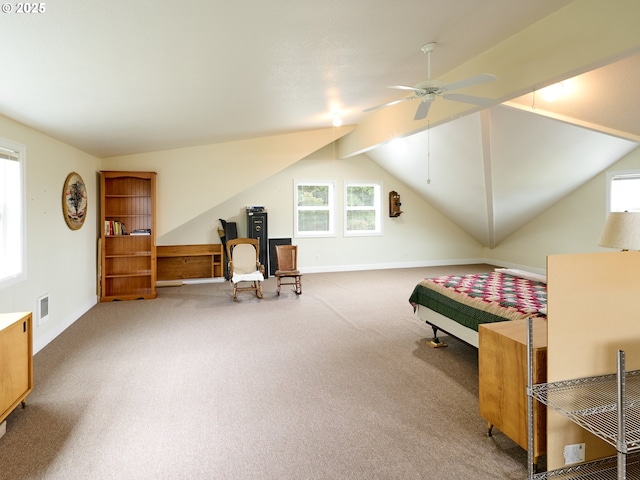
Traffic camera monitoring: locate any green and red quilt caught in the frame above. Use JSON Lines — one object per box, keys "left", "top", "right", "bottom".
{"left": 409, "top": 272, "right": 547, "bottom": 331}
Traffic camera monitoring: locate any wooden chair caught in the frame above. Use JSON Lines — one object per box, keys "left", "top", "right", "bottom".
{"left": 226, "top": 238, "right": 265, "bottom": 300}
{"left": 275, "top": 244, "right": 302, "bottom": 295}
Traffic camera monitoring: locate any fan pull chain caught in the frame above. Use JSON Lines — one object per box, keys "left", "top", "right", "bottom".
{"left": 426, "top": 120, "right": 431, "bottom": 184}
{"left": 531, "top": 88, "right": 537, "bottom": 110}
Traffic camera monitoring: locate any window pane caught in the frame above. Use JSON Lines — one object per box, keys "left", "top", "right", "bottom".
{"left": 295, "top": 181, "right": 334, "bottom": 237}
{"left": 347, "top": 210, "right": 375, "bottom": 231}
{"left": 0, "top": 152, "right": 24, "bottom": 286}
{"left": 344, "top": 182, "right": 381, "bottom": 236}
{"left": 298, "top": 210, "right": 330, "bottom": 232}
{"left": 298, "top": 185, "right": 329, "bottom": 207}
{"left": 611, "top": 175, "right": 640, "bottom": 212}
{"left": 347, "top": 186, "right": 374, "bottom": 207}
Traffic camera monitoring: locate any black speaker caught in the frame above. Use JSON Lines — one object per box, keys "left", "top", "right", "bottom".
{"left": 247, "top": 211, "right": 268, "bottom": 278}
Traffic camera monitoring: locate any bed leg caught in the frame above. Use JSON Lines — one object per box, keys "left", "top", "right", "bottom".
{"left": 487, "top": 422, "right": 493, "bottom": 437}
{"left": 427, "top": 325, "right": 447, "bottom": 348}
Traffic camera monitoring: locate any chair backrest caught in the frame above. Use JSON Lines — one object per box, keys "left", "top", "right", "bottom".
{"left": 275, "top": 244, "right": 297, "bottom": 271}
{"left": 227, "top": 238, "right": 260, "bottom": 274}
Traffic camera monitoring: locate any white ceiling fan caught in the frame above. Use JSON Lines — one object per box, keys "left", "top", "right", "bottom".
{"left": 364, "top": 42, "right": 497, "bottom": 120}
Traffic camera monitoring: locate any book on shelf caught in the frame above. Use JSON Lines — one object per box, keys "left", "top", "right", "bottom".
{"left": 104, "top": 220, "right": 126, "bottom": 235}
{"left": 130, "top": 229, "right": 151, "bottom": 235}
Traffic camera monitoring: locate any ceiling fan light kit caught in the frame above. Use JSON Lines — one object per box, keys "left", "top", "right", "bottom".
{"left": 364, "top": 42, "right": 497, "bottom": 121}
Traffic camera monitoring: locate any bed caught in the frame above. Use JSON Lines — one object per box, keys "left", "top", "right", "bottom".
{"left": 408, "top": 268, "right": 547, "bottom": 348}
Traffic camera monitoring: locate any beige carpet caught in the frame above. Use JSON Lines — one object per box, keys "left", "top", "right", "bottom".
{"left": 0, "top": 266, "right": 528, "bottom": 479}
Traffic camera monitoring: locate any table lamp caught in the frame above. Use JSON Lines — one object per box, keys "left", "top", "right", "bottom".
{"left": 598, "top": 211, "right": 640, "bottom": 251}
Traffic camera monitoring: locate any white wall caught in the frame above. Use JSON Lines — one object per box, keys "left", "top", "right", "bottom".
{"left": 133, "top": 137, "right": 640, "bottom": 274}
{"left": 101, "top": 126, "right": 354, "bottom": 237}
{"left": 485, "top": 146, "right": 640, "bottom": 271}
{"left": 4, "top": 109, "right": 636, "bottom": 353}
{"left": 157, "top": 144, "right": 486, "bottom": 271}
{"left": 0, "top": 115, "right": 100, "bottom": 352}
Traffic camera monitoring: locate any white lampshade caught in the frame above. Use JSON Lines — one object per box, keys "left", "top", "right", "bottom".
{"left": 598, "top": 212, "right": 640, "bottom": 250}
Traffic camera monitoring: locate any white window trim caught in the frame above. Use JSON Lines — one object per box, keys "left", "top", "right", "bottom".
{"left": 606, "top": 169, "right": 640, "bottom": 214}
{"left": 0, "top": 138, "right": 27, "bottom": 290}
{"left": 294, "top": 180, "right": 336, "bottom": 238}
{"left": 344, "top": 181, "right": 383, "bottom": 237}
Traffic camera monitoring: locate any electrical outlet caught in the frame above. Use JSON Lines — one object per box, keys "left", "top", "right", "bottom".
{"left": 563, "top": 443, "right": 585, "bottom": 465}
{"left": 315, "top": 254, "right": 320, "bottom": 261}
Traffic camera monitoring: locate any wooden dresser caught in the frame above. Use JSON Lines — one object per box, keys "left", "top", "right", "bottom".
{"left": 0, "top": 312, "right": 33, "bottom": 424}
{"left": 479, "top": 318, "right": 547, "bottom": 466}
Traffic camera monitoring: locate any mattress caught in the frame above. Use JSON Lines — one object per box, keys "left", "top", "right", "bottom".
{"left": 409, "top": 271, "right": 547, "bottom": 332}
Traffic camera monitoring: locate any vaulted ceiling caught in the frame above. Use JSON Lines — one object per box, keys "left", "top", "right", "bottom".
{"left": 1, "top": 1, "right": 640, "bottom": 247}
{"left": 0, "top": 0, "right": 576, "bottom": 156}
{"left": 365, "top": 55, "right": 640, "bottom": 246}
{"left": 368, "top": 103, "right": 638, "bottom": 247}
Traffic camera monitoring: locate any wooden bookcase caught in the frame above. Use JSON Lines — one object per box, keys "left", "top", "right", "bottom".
{"left": 99, "top": 171, "right": 157, "bottom": 302}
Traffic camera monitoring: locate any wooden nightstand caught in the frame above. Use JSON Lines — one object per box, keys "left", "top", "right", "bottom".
{"left": 479, "top": 318, "right": 547, "bottom": 467}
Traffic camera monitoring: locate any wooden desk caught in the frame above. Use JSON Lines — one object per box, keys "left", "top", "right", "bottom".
{"left": 157, "top": 244, "right": 223, "bottom": 281}
{"left": 479, "top": 318, "right": 547, "bottom": 466}
{"left": 0, "top": 312, "right": 33, "bottom": 424}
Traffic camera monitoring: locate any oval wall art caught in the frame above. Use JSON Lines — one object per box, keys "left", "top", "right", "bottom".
{"left": 62, "top": 172, "right": 87, "bottom": 230}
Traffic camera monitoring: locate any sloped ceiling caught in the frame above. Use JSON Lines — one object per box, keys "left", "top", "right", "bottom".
{"left": 1, "top": 1, "right": 640, "bottom": 248}
{"left": 366, "top": 105, "right": 638, "bottom": 247}
{"left": 0, "top": 0, "right": 575, "bottom": 157}
{"left": 364, "top": 54, "right": 640, "bottom": 247}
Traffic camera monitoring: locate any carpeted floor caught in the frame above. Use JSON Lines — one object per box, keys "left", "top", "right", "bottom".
{"left": 0, "top": 266, "right": 528, "bottom": 479}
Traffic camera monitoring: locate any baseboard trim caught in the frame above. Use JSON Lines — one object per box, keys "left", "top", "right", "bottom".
{"left": 300, "top": 258, "right": 491, "bottom": 274}
{"left": 299, "top": 258, "right": 544, "bottom": 275}
{"left": 33, "top": 298, "right": 96, "bottom": 355}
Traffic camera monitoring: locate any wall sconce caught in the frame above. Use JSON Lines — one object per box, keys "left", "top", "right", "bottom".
{"left": 598, "top": 212, "right": 640, "bottom": 250}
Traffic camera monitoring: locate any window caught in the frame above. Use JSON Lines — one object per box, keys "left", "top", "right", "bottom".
{"left": 294, "top": 181, "right": 335, "bottom": 237}
{"left": 344, "top": 182, "right": 382, "bottom": 236}
{"left": 0, "top": 139, "right": 26, "bottom": 289}
{"left": 607, "top": 170, "right": 640, "bottom": 213}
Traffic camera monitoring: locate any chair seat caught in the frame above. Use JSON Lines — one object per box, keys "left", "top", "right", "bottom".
{"left": 275, "top": 270, "right": 301, "bottom": 276}
{"left": 232, "top": 271, "right": 264, "bottom": 283}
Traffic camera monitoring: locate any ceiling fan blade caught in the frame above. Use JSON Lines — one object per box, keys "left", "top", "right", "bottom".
{"left": 443, "top": 73, "right": 497, "bottom": 92}
{"left": 389, "top": 85, "right": 426, "bottom": 94}
{"left": 363, "top": 96, "right": 417, "bottom": 113}
{"left": 441, "top": 93, "right": 495, "bottom": 106}
{"left": 413, "top": 99, "right": 432, "bottom": 120}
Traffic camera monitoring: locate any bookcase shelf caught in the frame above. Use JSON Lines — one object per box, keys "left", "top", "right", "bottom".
{"left": 99, "top": 171, "right": 157, "bottom": 302}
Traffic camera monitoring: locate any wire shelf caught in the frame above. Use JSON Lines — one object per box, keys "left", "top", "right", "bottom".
{"left": 531, "top": 370, "right": 640, "bottom": 451}
{"left": 533, "top": 451, "right": 640, "bottom": 479}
